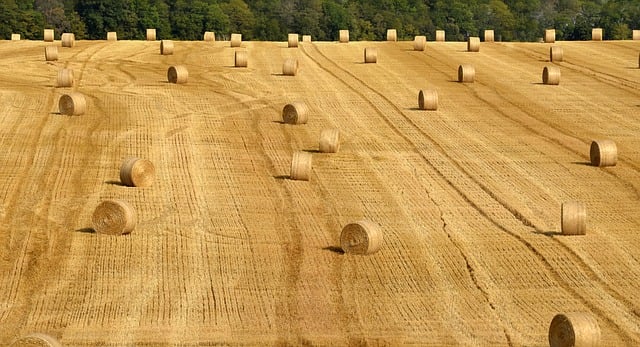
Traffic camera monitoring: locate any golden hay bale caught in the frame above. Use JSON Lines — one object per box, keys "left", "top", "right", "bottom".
{"left": 288, "top": 33, "right": 299, "bottom": 48}
{"left": 9, "top": 332, "right": 62, "bottom": 347}
{"left": 435, "top": 30, "right": 445, "bottom": 42}
{"left": 561, "top": 201, "right": 587, "bottom": 235}
{"left": 340, "top": 220, "right": 383, "bottom": 255}
{"left": 590, "top": 139, "right": 617, "bottom": 167}
{"left": 339, "top": 30, "right": 349, "bottom": 43}
{"left": 235, "top": 50, "right": 248, "bottom": 67}
{"left": 302, "top": 35, "right": 312, "bottom": 43}
{"left": 413, "top": 36, "right": 426, "bottom": 51}
{"left": 418, "top": 89, "right": 438, "bottom": 110}
{"left": 11, "top": 34, "right": 20, "bottom": 41}
{"left": 167, "top": 65, "right": 188, "bottom": 84}
{"left": 107, "top": 31, "right": 117, "bottom": 41}
{"left": 458, "top": 64, "right": 475, "bottom": 83}
{"left": 282, "top": 101, "right": 308, "bottom": 124}
{"left": 387, "top": 29, "right": 397, "bottom": 42}
{"left": 204, "top": 31, "right": 215, "bottom": 41}
{"left": 550, "top": 46, "right": 563, "bottom": 62}
{"left": 364, "top": 47, "right": 377, "bottom": 63}
{"left": 634, "top": 30, "right": 640, "bottom": 40}
{"left": 282, "top": 58, "right": 298, "bottom": 76}
{"left": 467, "top": 36, "right": 480, "bottom": 52}
{"left": 545, "top": 29, "right": 556, "bottom": 43}
{"left": 92, "top": 199, "right": 137, "bottom": 235}
{"left": 56, "top": 69, "right": 74, "bottom": 88}
{"left": 230, "top": 33, "right": 242, "bottom": 47}
{"left": 319, "top": 128, "right": 340, "bottom": 153}
{"left": 592, "top": 28, "right": 603, "bottom": 41}
{"left": 160, "top": 40, "right": 174, "bottom": 55}
{"left": 146, "top": 28, "right": 156, "bottom": 41}
{"left": 549, "top": 312, "right": 600, "bottom": 347}
{"left": 543, "top": 66, "right": 561, "bottom": 85}
{"left": 44, "top": 46, "right": 58, "bottom": 61}
{"left": 120, "top": 157, "right": 155, "bottom": 187}
{"left": 290, "top": 151, "right": 312, "bottom": 181}
{"left": 484, "top": 29, "right": 494, "bottom": 42}
{"left": 43, "top": 29, "right": 54, "bottom": 42}
{"left": 59, "top": 92, "right": 86, "bottom": 116}
{"left": 61, "top": 33, "right": 75, "bottom": 47}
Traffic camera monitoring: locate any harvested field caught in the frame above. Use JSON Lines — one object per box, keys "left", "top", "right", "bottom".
{"left": 0, "top": 38, "right": 639, "bottom": 346}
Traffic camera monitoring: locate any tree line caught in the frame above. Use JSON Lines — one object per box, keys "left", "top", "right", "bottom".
{"left": 1, "top": 0, "right": 639, "bottom": 42}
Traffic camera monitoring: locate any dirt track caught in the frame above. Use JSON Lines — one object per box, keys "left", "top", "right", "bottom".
{"left": 0, "top": 38, "right": 639, "bottom": 346}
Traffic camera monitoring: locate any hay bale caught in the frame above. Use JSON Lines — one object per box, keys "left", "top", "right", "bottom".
{"left": 543, "top": 66, "right": 561, "bottom": 85}
{"left": 146, "top": 29, "right": 156, "bottom": 41}
{"left": 364, "top": 48, "right": 377, "bottom": 63}
{"left": 302, "top": 35, "right": 312, "bottom": 43}
{"left": 468, "top": 36, "right": 480, "bottom": 52}
{"left": 339, "top": 30, "right": 349, "bottom": 43}
{"left": 92, "top": 199, "right": 137, "bottom": 235}
{"left": 9, "top": 333, "right": 62, "bottom": 347}
{"left": 435, "top": 30, "right": 445, "bottom": 42}
{"left": 61, "top": 33, "right": 75, "bottom": 48}
{"left": 59, "top": 92, "right": 86, "bottom": 116}
{"left": 549, "top": 312, "right": 600, "bottom": 347}
{"left": 290, "top": 151, "right": 312, "bottom": 181}
{"left": 458, "top": 64, "right": 475, "bottom": 83}
{"left": 235, "top": 51, "right": 248, "bottom": 68}
{"left": 484, "top": 30, "right": 494, "bottom": 42}
{"left": 590, "top": 139, "right": 617, "bottom": 167}
{"left": 56, "top": 69, "right": 74, "bottom": 88}
{"left": 44, "top": 46, "right": 58, "bottom": 61}
{"left": 120, "top": 157, "right": 155, "bottom": 187}
{"left": 11, "top": 34, "right": 20, "bottom": 41}
{"left": 43, "top": 29, "right": 54, "bottom": 42}
{"left": 634, "top": 30, "right": 640, "bottom": 40}
{"left": 386, "top": 29, "right": 397, "bottom": 42}
{"left": 167, "top": 65, "right": 188, "bottom": 84}
{"left": 418, "top": 89, "right": 438, "bottom": 110}
{"left": 592, "top": 28, "right": 603, "bottom": 41}
{"left": 107, "top": 32, "right": 117, "bottom": 41}
{"left": 319, "top": 128, "right": 340, "bottom": 153}
{"left": 282, "top": 58, "right": 298, "bottom": 76}
{"left": 413, "top": 36, "right": 426, "bottom": 51}
{"left": 204, "top": 31, "right": 215, "bottom": 41}
{"left": 561, "top": 201, "right": 587, "bottom": 235}
{"left": 160, "top": 40, "right": 174, "bottom": 55}
{"left": 340, "top": 220, "right": 383, "bottom": 255}
{"left": 545, "top": 29, "right": 556, "bottom": 43}
{"left": 288, "top": 33, "right": 299, "bottom": 48}
{"left": 550, "top": 46, "right": 563, "bottom": 62}
{"left": 282, "top": 101, "right": 308, "bottom": 124}
{"left": 230, "top": 33, "right": 242, "bottom": 47}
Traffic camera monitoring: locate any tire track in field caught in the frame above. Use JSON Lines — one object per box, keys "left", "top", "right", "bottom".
{"left": 301, "top": 42, "right": 639, "bottom": 344}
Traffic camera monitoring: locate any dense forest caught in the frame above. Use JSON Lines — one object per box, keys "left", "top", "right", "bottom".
{"left": 1, "top": 0, "right": 639, "bottom": 42}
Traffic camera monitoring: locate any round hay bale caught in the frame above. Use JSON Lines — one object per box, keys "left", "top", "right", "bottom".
{"left": 364, "top": 47, "right": 377, "bottom": 63}
{"left": 203, "top": 31, "right": 215, "bottom": 41}
{"left": 230, "top": 33, "right": 242, "bottom": 47}
{"left": 484, "top": 30, "right": 495, "bottom": 42}
{"left": 302, "top": 35, "right": 312, "bottom": 43}
{"left": 634, "top": 30, "right": 640, "bottom": 40}
{"left": 290, "top": 151, "right": 312, "bottom": 181}
{"left": 561, "top": 201, "right": 587, "bottom": 235}
{"left": 9, "top": 333, "right": 62, "bottom": 347}
{"left": 44, "top": 46, "right": 58, "bottom": 61}
{"left": 92, "top": 199, "right": 137, "bottom": 235}
{"left": 549, "top": 312, "right": 600, "bottom": 347}
{"left": 545, "top": 29, "right": 556, "bottom": 43}
{"left": 61, "top": 33, "right": 75, "bottom": 47}
{"left": 160, "top": 40, "right": 174, "bottom": 55}
{"left": 282, "top": 101, "right": 308, "bottom": 124}
{"left": 468, "top": 36, "right": 480, "bottom": 52}
{"left": 458, "top": 64, "right": 475, "bottom": 83}
{"left": 340, "top": 220, "right": 383, "bottom": 255}
{"left": 167, "top": 65, "right": 188, "bottom": 84}
{"left": 319, "top": 128, "right": 340, "bottom": 153}
{"left": 146, "top": 28, "right": 156, "bottom": 41}
{"left": 58, "top": 92, "right": 86, "bottom": 116}
{"left": 11, "top": 34, "right": 20, "bottom": 41}
{"left": 43, "top": 29, "right": 54, "bottom": 42}
{"left": 590, "top": 139, "right": 617, "bottom": 167}
{"left": 235, "top": 50, "right": 248, "bottom": 68}
{"left": 543, "top": 66, "right": 561, "bottom": 85}
{"left": 435, "top": 30, "right": 445, "bottom": 42}
{"left": 282, "top": 58, "right": 298, "bottom": 76}
{"left": 418, "top": 89, "right": 438, "bottom": 111}
{"left": 120, "top": 157, "right": 155, "bottom": 187}
{"left": 550, "top": 46, "right": 563, "bottom": 62}
{"left": 386, "top": 29, "right": 397, "bottom": 42}
{"left": 413, "top": 36, "right": 426, "bottom": 51}
{"left": 288, "top": 33, "right": 299, "bottom": 48}
{"left": 56, "top": 69, "right": 74, "bottom": 88}
{"left": 107, "top": 31, "right": 117, "bottom": 41}
{"left": 339, "top": 30, "right": 349, "bottom": 43}
{"left": 592, "top": 28, "right": 603, "bottom": 41}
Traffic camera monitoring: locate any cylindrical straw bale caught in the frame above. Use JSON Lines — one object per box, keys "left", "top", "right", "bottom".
{"left": 282, "top": 101, "right": 308, "bottom": 124}
{"left": 484, "top": 30, "right": 494, "bottom": 42}
{"left": 288, "top": 33, "right": 299, "bottom": 48}
{"left": 43, "top": 29, "right": 54, "bottom": 42}
{"left": 592, "top": 28, "right": 603, "bottom": 41}
{"left": 435, "top": 30, "right": 445, "bottom": 42}
{"left": 204, "top": 31, "right": 215, "bottom": 41}
{"left": 458, "top": 64, "right": 475, "bottom": 83}
{"left": 339, "top": 30, "right": 349, "bottom": 43}
{"left": 590, "top": 139, "right": 617, "bottom": 167}
{"left": 282, "top": 58, "right": 298, "bottom": 76}
{"left": 11, "top": 34, "right": 20, "bottom": 41}
{"left": 146, "top": 28, "right": 156, "bottom": 41}
{"left": 160, "top": 40, "right": 174, "bottom": 55}
{"left": 549, "top": 312, "right": 600, "bottom": 347}
{"left": 167, "top": 65, "right": 188, "bottom": 84}
{"left": 235, "top": 51, "right": 248, "bottom": 67}
{"left": 561, "top": 201, "right": 587, "bottom": 235}
{"left": 387, "top": 29, "right": 397, "bottom": 42}
{"left": 9, "top": 333, "right": 62, "bottom": 347}
{"left": 56, "top": 69, "right": 74, "bottom": 87}
{"left": 92, "top": 199, "right": 137, "bottom": 235}
{"left": 364, "top": 48, "right": 377, "bottom": 63}
{"left": 550, "top": 46, "right": 563, "bottom": 62}
{"left": 545, "top": 29, "right": 556, "bottom": 43}
{"left": 302, "top": 35, "right": 312, "bottom": 43}
{"left": 61, "top": 33, "right": 75, "bottom": 47}
{"left": 120, "top": 157, "right": 155, "bottom": 187}
{"left": 230, "top": 33, "right": 242, "bottom": 47}
{"left": 319, "top": 128, "right": 340, "bottom": 153}
{"left": 418, "top": 90, "right": 438, "bottom": 110}
{"left": 290, "top": 151, "right": 312, "bottom": 181}
{"left": 543, "top": 66, "right": 561, "bottom": 85}
{"left": 468, "top": 36, "right": 480, "bottom": 52}
{"left": 44, "top": 46, "right": 58, "bottom": 61}
{"left": 340, "top": 220, "right": 383, "bottom": 255}
{"left": 413, "top": 36, "right": 426, "bottom": 51}
{"left": 634, "top": 30, "right": 640, "bottom": 40}
{"left": 107, "top": 31, "right": 117, "bottom": 41}
{"left": 59, "top": 92, "right": 86, "bottom": 116}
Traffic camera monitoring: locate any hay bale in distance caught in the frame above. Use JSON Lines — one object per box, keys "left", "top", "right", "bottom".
{"left": 167, "top": 65, "right": 188, "bottom": 84}
{"left": 302, "top": 35, "right": 312, "bottom": 43}
{"left": 290, "top": 151, "right": 312, "bottom": 181}
{"left": 9, "top": 332, "right": 62, "bottom": 347}
{"left": 549, "top": 312, "right": 600, "bottom": 347}
{"left": 61, "top": 33, "right": 75, "bottom": 47}
{"left": 282, "top": 58, "right": 298, "bottom": 76}
{"left": 364, "top": 47, "right": 377, "bottom": 63}
{"left": 59, "top": 92, "right": 86, "bottom": 116}
{"left": 592, "top": 28, "right": 603, "bottom": 41}
{"left": 561, "top": 201, "right": 587, "bottom": 235}
{"left": 160, "top": 40, "right": 174, "bottom": 55}
{"left": 550, "top": 46, "right": 563, "bottom": 62}
{"left": 11, "top": 34, "right": 20, "bottom": 41}
{"left": 418, "top": 90, "right": 438, "bottom": 110}
{"left": 120, "top": 157, "right": 155, "bottom": 187}
{"left": 288, "top": 33, "right": 299, "bottom": 48}
{"left": 319, "top": 128, "right": 340, "bottom": 153}
{"left": 340, "top": 220, "right": 383, "bottom": 255}
{"left": 484, "top": 30, "right": 495, "bottom": 42}
{"left": 413, "top": 36, "right": 426, "bottom": 51}
{"left": 435, "top": 30, "right": 445, "bottom": 42}
{"left": 543, "top": 66, "right": 561, "bottom": 85}
{"left": 545, "top": 29, "right": 556, "bottom": 43}
{"left": 43, "top": 29, "right": 54, "bottom": 42}
{"left": 204, "top": 31, "right": 215, "bottom": 41}
{"left": 107, "top": 31, "right": 117, "bottom": 41}
{"left": 44, "top": 46, "right": 58, "bottom": 61}
{"left": 230, "top": 33, "right": 242, "bottom": 47}
{"left": 458, "top": 64, "right": 475, "bottom": 83}
{"left": 92, "top": 199, "right": 137, "bottom": 235}
{"left": 386, "top": 29, "right": 397, "bottom": 42}
{"left": 282, "top": 101, "right": 308, "bottom": 124}
{"left": 339, "top": 30, "right": 349, "bottom": 43}
{"left": 56, "top": 69, "right": 74, "bottom": 88}
{"left": 590, "top": 139, "right": 617, "bottom": 167}
{"left": 468, "top": 36, "right": 480, "bottom": 52}
{"left": 146, "top": 29, "right": 156, "bottom": 41}
{"left": 634, "top": 30, "right": 640, "bottom": 40}
{"left": 235, "top": 50, "right": 248, "bottom": 67}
